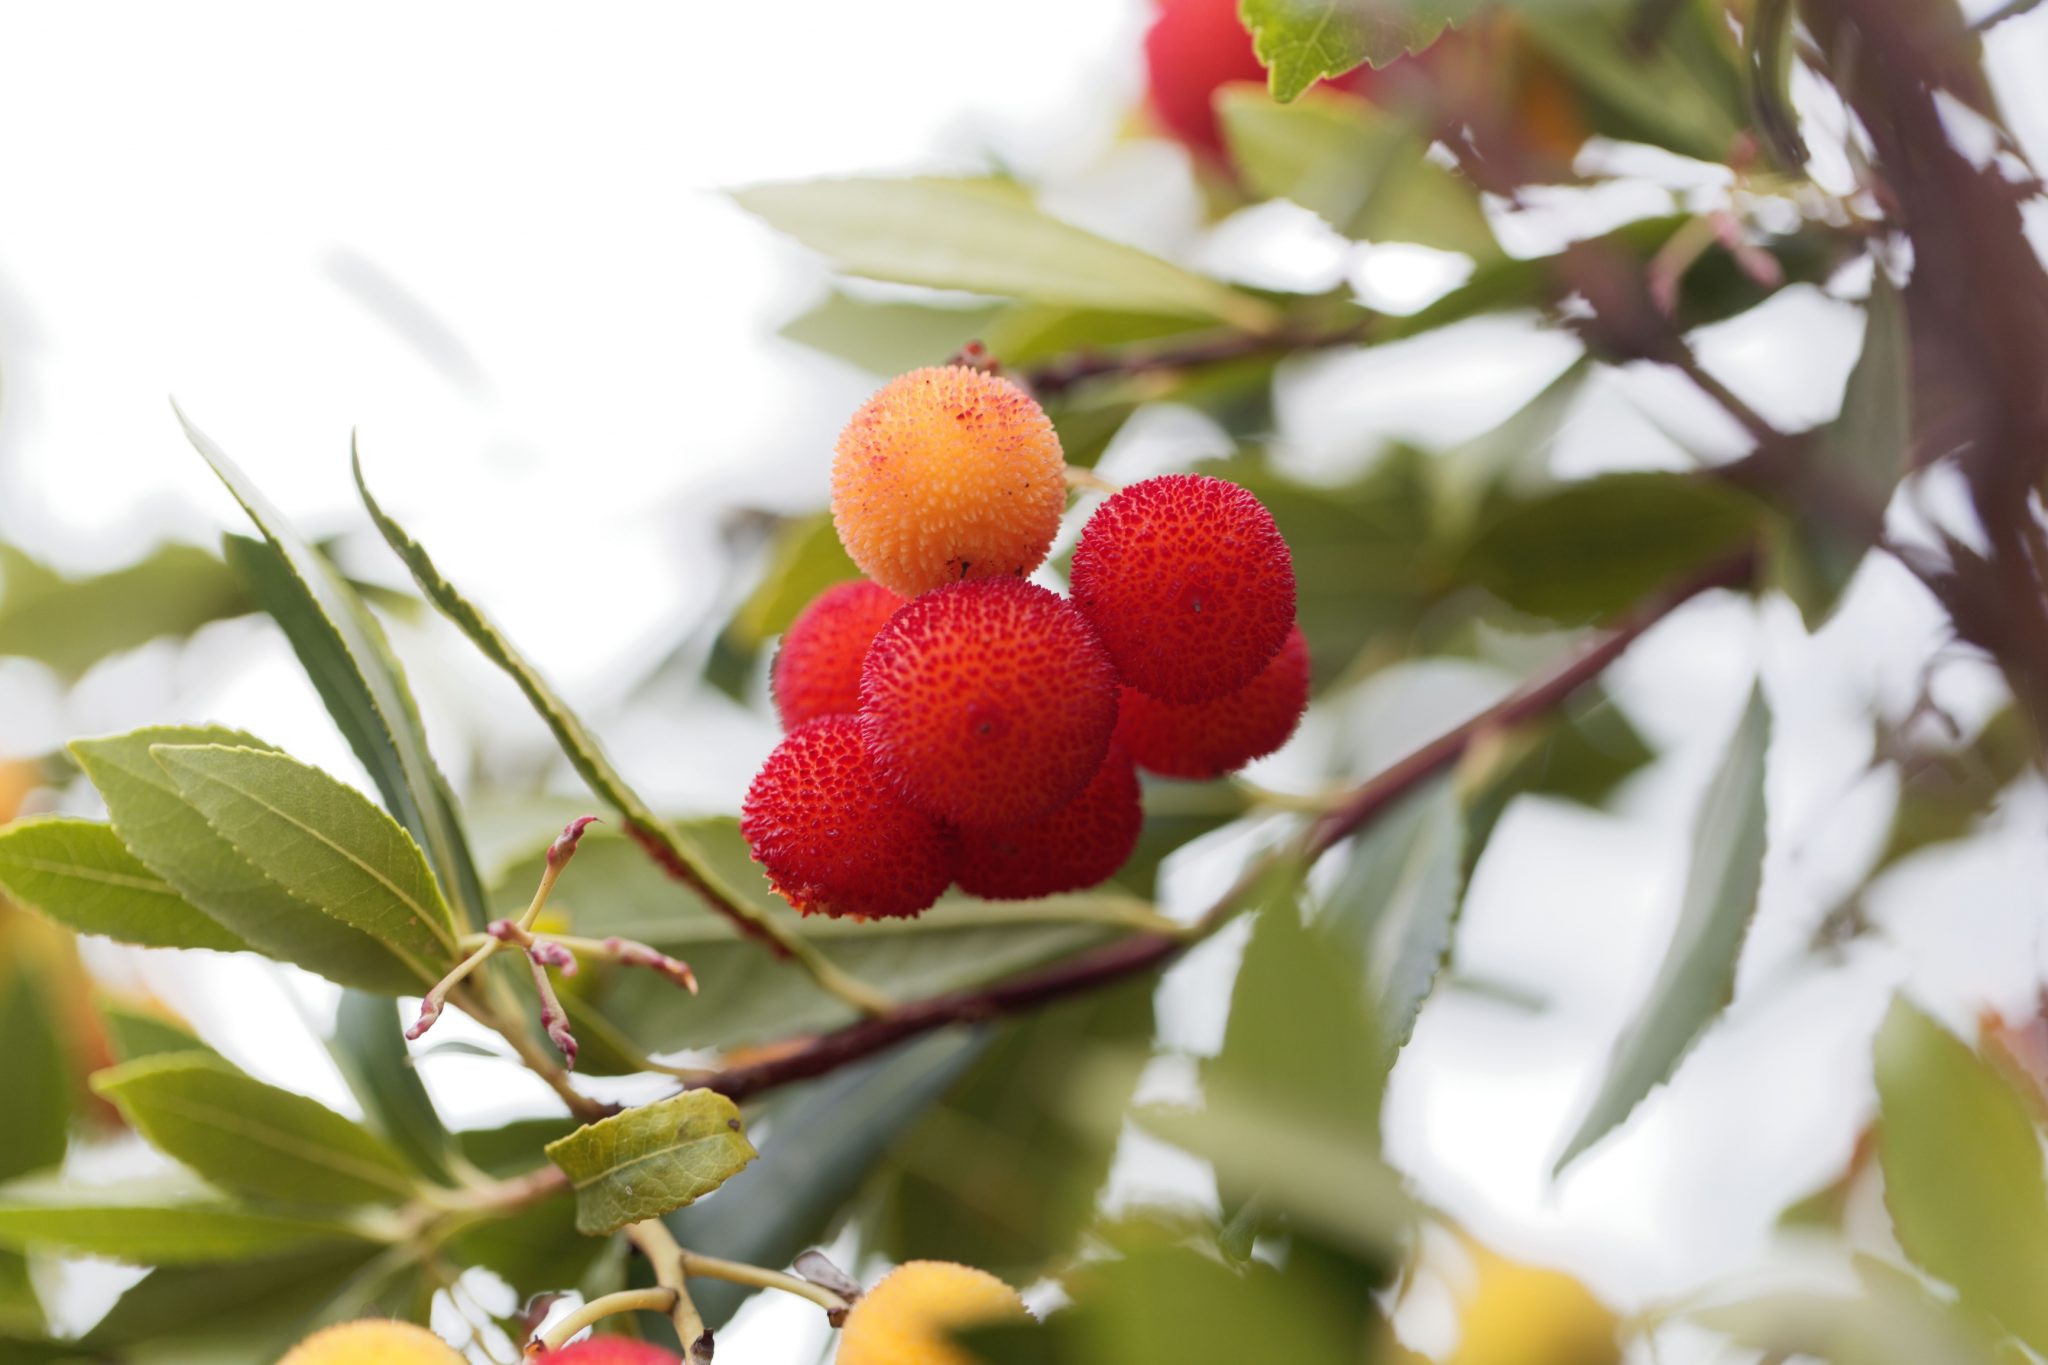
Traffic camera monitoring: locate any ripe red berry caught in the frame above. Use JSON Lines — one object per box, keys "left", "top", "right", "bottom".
{"left": 741, "top": 716, "right": 953, "bottom": 920}
{"left": 544, "top": 1341, "right": 683, "bottom": 1364}
{"left": 771, "top": 579, "right": 906, "bottom": 730}
{"left": 861, "top": 579, "right": 1120, "bottom": 828}
{"left": 1143, "top": 0, "right": 1268, "bottom": 157}
{"left": 1116, "top": 623, "right": 1309, "bottom": 778}
{"left": 1069, "top": 473, "right": 1295, "bottom": 704}
{"left": 955, "top": 746, "right": 1143, "bottom": 900}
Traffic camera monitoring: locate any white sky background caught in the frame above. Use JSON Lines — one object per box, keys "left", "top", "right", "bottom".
{"left": 1, "top": 2, "right": 2046, "bottom": 1362}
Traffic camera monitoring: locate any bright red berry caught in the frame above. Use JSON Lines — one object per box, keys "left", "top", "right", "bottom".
{"left": 741, "top": 716, "right": 953, "bottom": 920}
{"left": 771, "top": 579, "right": 907, "bottom": 730}
{"left": 1116, "top": 623, "right": 1309, "bottom": 778}
{"left": 861, "top": 579, "right": 1120, "bottom": 828}
{"left": 544, "top": 1341, "right": 683, "bottom": 1364}
{"left": 955, "top": 746, "right": 1143, "bottom": 900}
{"left": 1069, "top": 473, "right": 1295, "bottom": 704}
{"left": 1143, "top": 0, "right": 1269, "bottom": 157}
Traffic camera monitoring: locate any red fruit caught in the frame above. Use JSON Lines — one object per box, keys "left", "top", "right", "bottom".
{"left": 860, "top": 579, "right": 1120, "bottom": 828}
{"left": 1143, "top": 0, "right": 1269, "bottom": 157}
{"left": 771, "top": 579, "right": 907, "bottom": 730}
{"left": 955, "top": 746, "right": 1144, "bottom": 900}
{"left": 741, "top": 716, "right": 953, "bottom": 920}
{"left": 1116, "top": 623, "right": 1309, "bottom": 778}
{"left": 1069, "top": 473, "right": 1295, "bottom": 704}
{"left": 544, "top": 1342, "right": 682, "bottom": 1364}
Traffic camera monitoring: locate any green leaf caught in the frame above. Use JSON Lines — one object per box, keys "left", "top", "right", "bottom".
{"left": 729, "top": 513, "right": 860, "bottom": 649}
{"left": 1465, "top": 473, "right": 1760, "bottom": 624}
{"left": 76, "top": 1244, "right": 377, "bottom": 1355}
{"left": 1879, "top": 705, "right": 2032, "bottom": 870}
{"left": 97, "top": 999, "right": 219, "bottom": 1064}
{"left": 72, "top": 726, "right": 424, "bottom": 993}
{"left": 326, "top": 992, "right": 457, "bottom": 1184}
{"left": 0, "top": 1178, "right": 359, "bottom": 1264}
{"left": 732, "top": 177, "right": 1279, "bottom": 329}
{"left": 1555, "top": 684, "right": 1771, "bottom": 1172}
{"left": 779, "top": 291, "right": 998, "bottom": 373}
{"left": 1693, "top": 1263, "right": 2007, "bottom": 1365}
{"left": 545, "top": 1089, "right": 757, "bottom": 1236}
{"left": 90, "top": 1052, "right": 418, "bottom": 1206}
{"left": 150, "top": 744, "right": 460, "bottom": 980}
{"left": 1520, "top": 0, "right": 1748, "bottom": 165}
{"left": 1873, "top": 997, "right": 2048, "bottom": 1353}
{"left": 179, "top": 407, "right": 486, "bottom": 931}
{"left": 1217, "top": 87, "right": 1497, "bottom": 256}
{"left": 1313, "top": 777, "right": 1466, "bottom": 1058}
{"left": 0, "top": 963, "right": 68, "bottom": 1182}
{"left": 0, "top": 817, "right": 247, "bottom": 953}
{"left": 1462, "top": 686, "right": 1655, "bottom": 862}
{"left": 1241, "top": 0, "right": 1482, "bottom": 101}
{"left": 0, "top": 543, "right": 251, "bottom": 679}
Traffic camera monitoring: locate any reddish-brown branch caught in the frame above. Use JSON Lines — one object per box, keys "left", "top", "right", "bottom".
{"left": 1020, "top": 320, "right": 1371, "bottom": 400}
{"left": 701, "top": 553, "right": 1750, "bottom": 1104}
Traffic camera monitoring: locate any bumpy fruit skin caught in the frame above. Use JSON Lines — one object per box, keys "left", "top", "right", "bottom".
{"left": 1447, "top": 1250, "right": 1622, "bottom": 1365}
{"left": 277, "top": 1320, "right": 465, "bottom": 1364}
{"left": 772, "top": 579, "right": 907, "bottom": 729}
{"left": 955, "top": 746, "right": 1142, "bottom": 900}
{"left": 545, "top": 1340, "right": 683, "bottom": 1364}
{"left": 1115, "top": 622, "right": 1308, "bottom": 778}
{"left": 861, "top": 579, "right": 1119, "bottom": 828}
{"left": 742, "top": 716, "right": 954, "bottom": 920}
{"left": 1070, "top": 473, "right": 1295, "bottom": 704}
{"left": 836, "top": 1260, "right": 1031, "bottom": 1365}
{"left": 831, "top": 366, "right": 1066, "bottom": 598}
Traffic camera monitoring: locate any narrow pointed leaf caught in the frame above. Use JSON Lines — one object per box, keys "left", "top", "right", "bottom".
{"left": 97, "top": 1000, "right": 219, "bottom": 1064}
{"left": 545, "top": 1090, "right": 758, "bottom": 1236}
{"left": 73, "top": 726, "right": 424, "bottom": 993}
{"left": 91, "top": 1053, "right": 418, "bottom": 1207}
{"left": 326, "top": 991, "right": 457, "bottom": 1183}
{"left": 0, "top": 1179, "right": 359, "bottom": 1264}
{"left": 0, "top": 542, "right": 251, "bottom": 679}
{"left": 0, "top": 965, "right": 68, "bottom": 1180}
{"left": 0, "top": 817, "right": 246, "bottom": 953}
{"left": 1555, "top": 684, "right": 1771, "bottom": 1172}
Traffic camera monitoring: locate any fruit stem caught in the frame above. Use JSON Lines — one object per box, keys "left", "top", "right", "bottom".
{"left": 950, "top": 896, "right": 1192, "bottom": 940}
{"left": 625, "top": 1219, "right": 712, "bottom": 1361}
{"left": 528, "top": 1287, "right": 681, "bottom": 1355}
{"left": 1063, "top": 466, "right": 1121, "bottom": 495}
{"left": 678, "top": 1249, "right": 851, "bottom": 1321}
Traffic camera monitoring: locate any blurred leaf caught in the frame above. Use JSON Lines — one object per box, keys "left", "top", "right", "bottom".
{"left": 732, "top": 177, "right": 1279, "bottom": 329}
{"left": 0, "top": 963, "right": 68, "bottom": 1181}
{"left": 1465, "top": 473, "right": 1760, "bottom": 623}
{"left": 1313, "top": 777, "right": 1466, "bottom": 1058}
{"left": 982, "top": 305, "right": 1218, "bottom": 366}
{"left": 1746, "top": 0, "right": 1807, "bottom": 168}
{"left": 1556, "top": 684, "right": 1771, "bottom": 1172}
{"left": 152, "top": 744, "right": 460, "bottom": 980}
{"left": 0, "top": 1178, "right": 359, "bottom": 1264}
{"left": 73, "top": 726, "right": 423, "bottom": 993}
{"left": 1118, "top": 777, "right": 1250, "bottom": 897}
{"left": 1873, "top": 997, "right": 2048, "bottom": 1353}
{"left": 1218, "top": 88, "right": 1497, "bottom": 257}
{"left": 0, "top": 817, "right": 247, "bottom": 953}
{"left": 453, "top": 1190, "right": 596, "bottom": 1305}
{"left": 327, "top": 992, "right": 457, "bottom": 1184}
{"left": 1242, "top": 0, "right": 1483, "bottom": 101}
{"left": 455, "top": 1117, "right": 578, "bottom": 1175}
{"left": 1462, "top": 686, "right": 1654, "bottom": 858}
{"left": 779, "top": 291, "right": 998, "bottom": 373}
{"left": 76, "top": 1243, "right": 376, "bottom": 1355}
{"left": 1880, "top": 706, "right": 2033, "bottom": 869}
{"left": 674, "top": 1030, "right": 982, "bottom": 1329}
{"left": 728, "top": 513, "right": 860, "bottom": 648}
{"left": 1694, "top": 1268, "right": 2006, "bottom": 1365}
{"left": 1771, "top": 277, "right": 1910, "bottom": 628}
{"left": 91, "top": 1052, "right": 418, "bottom": 1206}
{"left": 1434, "top": 358, "right": 1588, "bottom": 540}
{"left": 545, "top": 1089, "right": 757, "bottom": 1236}
{"left": 98, "top": 999, "right": 218, "bottom": 1064}
{"left": 873, "top": 982, "right": 1154, "bottom": 1283}
{"left": 1521, "top": 0, "right": 1748, "bottom": 163}
{"left": 0, "top": 543, "right": 249, "bottom": 679}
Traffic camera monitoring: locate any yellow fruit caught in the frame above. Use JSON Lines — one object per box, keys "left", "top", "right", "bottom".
{"left": 831, "top": 366, "right": 1066, "bottom": 598}
{"left": 836, "top": 1260, "right": 1031, "bottom": 1365}
{"left": 0, "top": 758, "right": 38, "bottom": 823}
{"left": 1448, "top": 1249, "right": 1621, "bottom": 1365}
{"left": 277, "top": 1319, "right": 465, "bottom": 1364}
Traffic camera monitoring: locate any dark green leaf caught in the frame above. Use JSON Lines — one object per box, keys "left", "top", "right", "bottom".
{"left": 0, "top": 543, "right": 250, "bottom": 679}
{"left": 0, "top": 1178, "right": 361, "bottom": 1264}
{"left": 91, "top": 1052, "right": 418, "bottom": 1206}
{"left": 1241, "top": 0, "right": 1483, "bottom": 100}
{"left": 77, "top": 1244, "right": 377, "bottom": 1354}
{"left": 0, "top": 962, "right": 67, "bottom": 1181}
{"left": 727, "top": 513, "right": 859, "bottom": 650}
{"left": 1461, "top": 686, "right": 1654, "bottom": 860}
{"left": 72, "top": 727, "right": 423, "bottom": 993}
{"left": 732, "top": 177, "right": 1279, "bottom": 329}
{"left": 97, "top": 999, "right": 219, "bottom": 1064}
{"left": 0, "top": 817, "right": 247, "bottom": 953}
{"left": 327, "top": 992, "right": 457, "bottom": 1183}
{"left": 1465, "top": 473, "right": 1760, "bottom": 623}
{"left": 545, "top": 1090, "right": 757, "bottom": 1236}
{"left": 1879, "top": 705, "right": 2032, "bottom": 869}
{"left": 1520, "top": 0, "right": 1748, "bottom": 163}
{"left": 1555, "top": 684, "right": 1771, "bottom": 1172}
{"left": 151, "top": 744, "right": 460, "bottom": 980}
{"left": 1873, "top": 997, "right": 2048, "bottom": 1353}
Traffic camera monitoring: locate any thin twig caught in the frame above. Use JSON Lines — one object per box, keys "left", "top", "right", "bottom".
{"left": 528, "top": 1288, "right": 678, "bottom": 1355}
{"left": 626, "top": 1221, "right": 712, "bottom": 1363}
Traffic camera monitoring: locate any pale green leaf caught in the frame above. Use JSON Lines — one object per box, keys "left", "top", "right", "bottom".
{"left": 1241, "top": 0, "right": 1483, "bottom": 101}
{"left": 150, "top": 744, "right": 459, "bottom": 980}
{"left": 0, "top": 964, "right": 67, "bottom": 1180}
{"left": 1555, "top": 684, "right": 1771, "bottom": 1172}
{"left": 546, "top": 1090, "right": 758, "bottom": 1236}
{"left": 97, "top": 999, "right": 219, "bottom": 1064}
{"left": 732, "top": 177, "right": 1279, "bottom": 329}
{"left": 0, "top": 817, "right": 247, "bottom": 953}
{"left": 0, "top": 1178, "right": 359, "bottom": 1264}
{"left": 72, "top": 726, "right": 424, "bottom": 993}
{"left": 91, "top": 1053, "right": 418, "bottom": 1207}
{"left": 0, "top": 543, "right": 250, "bottom": 679}
{"left": 779, "top": 291, "right": 998, "bottom": 374}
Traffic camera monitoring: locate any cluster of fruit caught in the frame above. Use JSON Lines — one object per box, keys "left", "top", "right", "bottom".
{"left": 740, "top": 363, "right": 1308, "bottom": 920}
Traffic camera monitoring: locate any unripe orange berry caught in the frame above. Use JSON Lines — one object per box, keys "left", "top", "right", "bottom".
{"left": 742, "top": 716, "right": 954, "bottom": 920}
{"left": 860, "top": 579, "right": 1119, "bottom": 828}
{"left": 955, "top": 746, "right": 1143, "bottom": 900}
{"left": 772, "top": 579, "right": 907, "bottom": 729}
{"left": 1115, "top": 622, "right": 1309, "bottom": 778}
{"left": 546, "top": 1340, "right": 683, "bottom": 1364}
{"left": 836, "top": 1260, "right": 1031, "bottom": 1365}
{"left": 1070, "top": 473, "right": 1295, "bottom": 704}
{"left": 277, "top": 1320, "right": 464, "bottom": 1364}
{"left": 831, "top": 366, "right": 1066, "bottom": 598}
{"left": 1448, "top": 1249, "right": 1621, "bottom": 1365}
